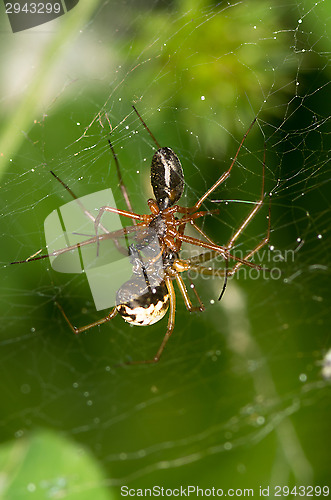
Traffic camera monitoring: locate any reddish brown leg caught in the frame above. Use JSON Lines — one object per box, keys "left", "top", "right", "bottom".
{"left": 121, "top": 276, "right": 176, "bottom": 365}
{"left": 192, "top": 118, "right": 257, "bottom": 210}
{"left": 56, "top": 302, "right": 118, "bottom": 334}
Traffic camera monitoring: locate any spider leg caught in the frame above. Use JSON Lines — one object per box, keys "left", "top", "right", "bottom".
{"left": 180, "top": 211, "right": 270, "bottom": 280}
{"left": 107, "top": 139, "right": 136, "bottom": 217}
{"left": 218, "top": 257, "right": 228, "bottom": 301}
{"left": 180, "top": 263, "right": 228, "bottom": 278}
{"left": 123, "top": 272, "right": 206, "bottom": 365}
{"left": 132, "top": 105, "right": 161, "bottom": 149}
{"left": 49, "top": 170, "right": 135, "bottom": 261}
{"left": 56, "top": 302, "right": 118, "bottom": 334}
{"left": 105, "top": 133, "right": 140, "bottom": 252}
{"left": 50, "top": 171, "right": 109, "bottom": 234}
{"left": 172, "top": 218, "right": 187, "bottom": 252}
{"left": 190, "top": 118, "right": 256, "bottom": 210}
{"left": 174, "top": 248, "right": 228, "bottom": 268}
{"left": 175, "top": 208, "right": 219, "bottom": 218}
{"left": 189, "top": 223, "right": 229, "bottom": 298}
{"left": 175, "top": 273, "right": 205, "bottom": 312}
{"left": 102, "top": 112, "right": 136, "bottom": 216}
{"left": 95, "top": 206, "right": 146, "bottom": 228}
{"left": 121, "top": 276, "right": 176, "bottom": 365}
{"left": 189, "top": 220, "right": 218, "bottom": 245}
{"left": 177, "top": 233, "right": 264, "bottom": 271}
{"left": 227, "top": 145, "right": 266, "bottom": 251}
{"left": 217, "top": 144, "right": 270, "bottom": 279}
{"left": 94, "top": 206, "right": 148, "bottom": 254}
{"left": 151, "top": 276, "right": 176, "bottom": 361}
{"left": 50, "top": 171, "right": 143, "bottom": 261}
{"left": 11, "top": 225, "right": 138, "bottom": 265}
{"left": 49, "top": 148, "right": 137, "bottom": 260}
{"left": 226, "top": 199, "right": 271, "bottom": 276}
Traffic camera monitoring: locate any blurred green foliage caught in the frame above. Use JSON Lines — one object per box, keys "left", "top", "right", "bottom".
{"left": 0, "top": 431, "right": 111, "bottom": 499}
{"left": 127, "top": 0, "right": 299, "bottom": 149}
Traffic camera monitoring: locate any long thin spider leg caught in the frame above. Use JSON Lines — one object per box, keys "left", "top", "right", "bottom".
{"left": 215, "top": 146, "right": 266, "bottom": 299}
{"left": 132, "top": 105, "right": 161, "bottom": 149}
{"left": 94, "top": 206, "right": 148, "bottom": 255}
{"left": 177, "top": 233, "right": 264, "bottom": 271}
{"left": 229, "top": 197, "right": 271, "bottom": 275}
{"left": 56, "top": 302, "right": 118, "bottom": 334}
{"left": 98, "top": 111, "right": 137, "bottom": 244}
{"left": 227, "top": 143, "right": 266, "bottom": 250}
{"left": 94, "top": 207, "right": 146, "bottom": 229}
{"left": 191, "top": 224, "right": 229, "bottom": 299}
{"left": 176, "top": 202, "right": 270, "bottom": 290}
{"left": 50, "top": 171, "right": 109, "bottom": 234}
{"left": 218, "top": 256, "right": 228, "bottom": 301}
{"left": 107, "top": 139, "right": 136, "bottom": 218}
{"left": 182, "top": 211, "right": 270, "bottom": 279}
{"left": 178, "top": 209, "right": 219, "bottom": 222}
{"left": 189, "top": 220, "right": 218, "bottom": 245}
{"left": 172, "top": 218, "right": 187, "bottom": 253}
{"left": 175, "top": 273, "right": 204, "bottom": 312}
{"left": 183, "top": 263, "right": 228, "bottom": 277}
{"left": 192, "top": 118, "right": 256, "bottom": 210}
{"left": 51, "top": 170, "right": 136, "bottom": 261}
{"left": 102, "top": 112, "right": 136, "bottom": 217}
{"left": 189, "top": 280, "right": 205, "bottom": 311}
{"left": 183, "top": 250, "right": 220, "bottom": 266}
{"left": 10, "top": 225, "right": 139, "bottom": 265}
{"left": 178, "top": 221, "right": 227, "bottom": 294}
{"left": 121, "top": 276, "right": 176, "bottom": 365}
{"left": 106, "top": 133, "right": 138, "bottom": 255}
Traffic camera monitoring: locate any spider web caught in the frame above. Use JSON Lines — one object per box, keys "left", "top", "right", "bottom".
{"left": 0, "top": 0, "right": 330, "bottom": 497}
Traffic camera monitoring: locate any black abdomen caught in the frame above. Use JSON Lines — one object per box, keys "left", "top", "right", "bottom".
{"left": 151, "top": 147, "right": 184, "bottom": 210}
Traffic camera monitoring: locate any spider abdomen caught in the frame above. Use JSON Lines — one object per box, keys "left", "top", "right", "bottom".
{"left": 116, "top": 278, "right": 169, "bottom": 326}
{"left": 151, "top": 147, "right": 184, "bottom": 210}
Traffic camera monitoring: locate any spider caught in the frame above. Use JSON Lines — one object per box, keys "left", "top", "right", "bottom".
{"left": 12, "top": 106, "right": 270, "bottom": 365}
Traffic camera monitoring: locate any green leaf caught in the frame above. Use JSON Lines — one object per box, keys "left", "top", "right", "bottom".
{"left": 0, "top": 430, "right": 113, "bottom": 499}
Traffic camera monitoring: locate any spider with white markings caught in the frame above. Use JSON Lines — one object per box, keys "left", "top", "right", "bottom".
{"left": 12, "top": 106, "right": 270, "bottom": 365}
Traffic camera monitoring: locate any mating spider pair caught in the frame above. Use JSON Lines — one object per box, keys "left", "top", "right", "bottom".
{"left": 12, "top": 107, "right": 270, "bottom": 365}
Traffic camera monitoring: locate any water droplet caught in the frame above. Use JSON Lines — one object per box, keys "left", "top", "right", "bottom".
{"left": 256, "top": 416, "right": 265, "bottom": 425}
